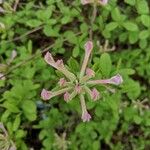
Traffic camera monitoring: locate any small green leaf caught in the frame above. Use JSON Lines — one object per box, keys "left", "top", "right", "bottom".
{"left": 105, "top": 22, "right": 118, "bottom": 31}
{"left": 43, "top": 25, "right": 59, "bottom": 37}
{"left": 26, "top": 19, "right": 42, "bottom": 27}
{"left": 123, "top": 22, "right": 138, "bottom": 31}
{"left": 136, "top": 0, "right": 149, "bottom": 14}
{"left": 13, "top": 115, "right": 21, "bottom": 131}
{"left": 3, "top": 102, "right": 20, "bottom": 113}
{"left": 68, "top": 57, "right": 80, "bottom": 73}
{"left": 22, "top": 100, "right": 37, "bottom": 121}
{"left": 125, "top": 0, "right": 135, "bottom": 6}
{"left": 111, "top": 8, "right": 121, "bottom": 22}
{"left": 139, "top": 30, "right": 149, "bottom": 40}
{"left": 99, "top": 53, "right": 112, "bottom": 77}
{"left": 72, "top": 46, "right": 80, "bottom": 57}
{"left": 141, "top": 15, "right": 150, "bottom": 27}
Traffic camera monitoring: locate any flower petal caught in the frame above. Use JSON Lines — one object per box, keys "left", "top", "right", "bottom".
{"left": 81, "top": 111, "right": 92, "bottom": 122}
{"left": 98, "top": 0, "right": 108, "bottom": 6}
{"left": 91, "top": 88, "right": 100, "bottom": 101}
{"left": 86, "top": 68, "right": 95, "bottom": 77}
{"left": 41, "top": 89, "right": 52, "bottom": 100}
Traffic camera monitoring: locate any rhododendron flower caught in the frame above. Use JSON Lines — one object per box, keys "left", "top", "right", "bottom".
{"left": 41, "top": 41, "right": 123, "bottom": 122}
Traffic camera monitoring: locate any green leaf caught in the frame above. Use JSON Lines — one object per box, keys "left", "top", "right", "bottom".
{"left": 123, "top": 22, "right": 138, "bottom": 31}
{"left": 122, "top": 80, "right": 141, "bottom": 100}
{"left": 13, "top": 115, "right": 21, "bottom": 131}
{"left": 139, "top": 30, "right": 149, "bottom": 40}
{"left": 118, "top": 68, "right": 135, "bottom": 75}
{"left": 26, "top": 19, "right": 42, "bottom": 27}
{"left": 99, "top": 53, "right": 112, "bottom": 77}
{"left": 43, "top": 25, "right": 59, "bottom": 37}
{"left": 125, "top": 0, "right": 135, "bottom": 6}
{"left": 134, "top": 115, "right": 142, "bottom": 124}
{"left": 15, "top": 130, "right": 26, "bottom": 139}
{"left": 61, "top": 16, "right": 71, "bottom": 24}
{"left": 3, "top": 102, "right": 20, "bottom": 113}
{"left": 139, "top": 39, "right": 147, "bottom": 49}
{"left": 22, "top": 100, "right": 37, "bottom": 121}
{"left": 105, "top": 22, "right": 118, "bottom": 31}
{"left": 72, "top": 46, "right": 80, "bottom": 57}
{"left": 141, "top": 15, "right": 150, "bottom": 27}
{"left": 136, "top": 0, "right": 149, "bottom": 14}
{"left": 129, "top": 32, "right": 139, "bottom": 44}
{"left": 111, "top": 8, "right": 121, "bottom": 22}
{"left": 68, "top": 57, "right": 80, "bottom": 73}
{"left": 63, "top": 31, "right": 77, "bottom": 44}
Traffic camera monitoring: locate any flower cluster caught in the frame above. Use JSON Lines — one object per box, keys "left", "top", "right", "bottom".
{"left": 81, "top": 0, "right": 108, "bottom": 6}
{"left": 41, "top": 41, "right": 123, "bottom": 122}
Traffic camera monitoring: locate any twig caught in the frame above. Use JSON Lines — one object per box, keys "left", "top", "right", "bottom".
{"left": 89, "top": 3, "right": 97, "bottom": 40}
{"left": 0, "top": 32, "right": 82, "bottom": 80}
{"left": 13, "top": 0, "right": 20, "bottom": 11}
{"left": 0, "top": 25, "right": 43, "bottom": 45}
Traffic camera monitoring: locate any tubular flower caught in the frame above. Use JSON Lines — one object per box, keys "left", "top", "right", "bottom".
{"left": 91, "top": 88, "right": 100, "bottom": 101}
{"left": 41, "top": 41, "right": 123, "bottom": 122}
{"left": 41, "top": 89, "right": 52, "bottom": 100}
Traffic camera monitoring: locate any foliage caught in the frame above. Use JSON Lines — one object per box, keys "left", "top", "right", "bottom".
{"left": 0, "top": 0, "right": 150, "bottom": 150}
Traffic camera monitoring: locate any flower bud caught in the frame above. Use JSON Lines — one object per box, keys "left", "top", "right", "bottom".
{"left": 41, "top": 89, "right": 52, "bottom": 100}
{"left": 44, "top": 52, "right": 55, "bottom": 65}
{"left": 84, "top": 41, "right": 93, "bottom": 54}
{"left": 109, "top": 74, "right": 123, "bottom": 85}
{"left": 81, "top": 111, "right": 91, "bottom": 122}
{"left": 91, "top": 88, "right": 100, "bottom": 101}
{"left": 58, "top": 78, "right": 66, "bottom": 87}
{"left": 86, "top": 68, "right": 95, "bottom": 77}
{"left": 64, "top": 92, "right": 70, "bottom": 102}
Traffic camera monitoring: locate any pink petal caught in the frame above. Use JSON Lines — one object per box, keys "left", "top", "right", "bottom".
{"left": 75, "top": 85, "right": 82, "bottom": 94}
{"left": 58, "top": 78, "right": 66, "bottom": 86}
{"left": 41, "top": 89, "right": 52, "bottom": 100}
{"left": 91, "top": 88, "right": 100, "bottom": 101}
{"left": 98, "top": 0, "right": 108, "bottom": 5}
{"left": 84, "top": 41, "right": 93, "bottom": 54}
{"left": 109, "top": 74, "right": 123, "bottom": 85}
{"left": 86, "top": 68, "right": 95, "bottom": 77}
{"left": 81, "top": 111, "right": 91, "bottom": 122}
{"left": 64, "top": 92, "right": 70, "bottom": 102}
{"left": 44, "top": 52, "right": 54, "bottom": 65}
{"left": 56, "top": 59, "right": 64, "bottom": 68}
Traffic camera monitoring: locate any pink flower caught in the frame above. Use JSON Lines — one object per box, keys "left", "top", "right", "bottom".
{"left": 98, "top": 0, "right": 108, "bottom": 6}
{"left": 81, "top": 111, "right": 92, "bottom": 122}
{"left": 75, "top": 84, "right": 82, "bottom": 94}
{"left": 87, "top": 74, "right": 123, "bottom": 85}
{"left": 108, "top": 74, "right": 123, "bottom": 85}
{"left": 86, "top": 68, "right": 95, "bottom": 77}
{"left": 44, "top": 52, "right": 55, "bottom": 65}
{"left": 91, "top": 88, "right": 100, "bottom": 101}
{"left": 80, "top": 41, "right": 93, "bottom": 78}
{"left": 64, "top": 92, "right": 70, "bottom": 102}
{"left": 56, "top": 59, "right": 64, "bottom": 68}
{"left": 58, "top": 78, "right": 66, "bottom": 86}
{"left": 84, "top": 41, "right": 93, "bottom": 54}
{"left": 41, "top": 89, "right": 52, "bottom": 100}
